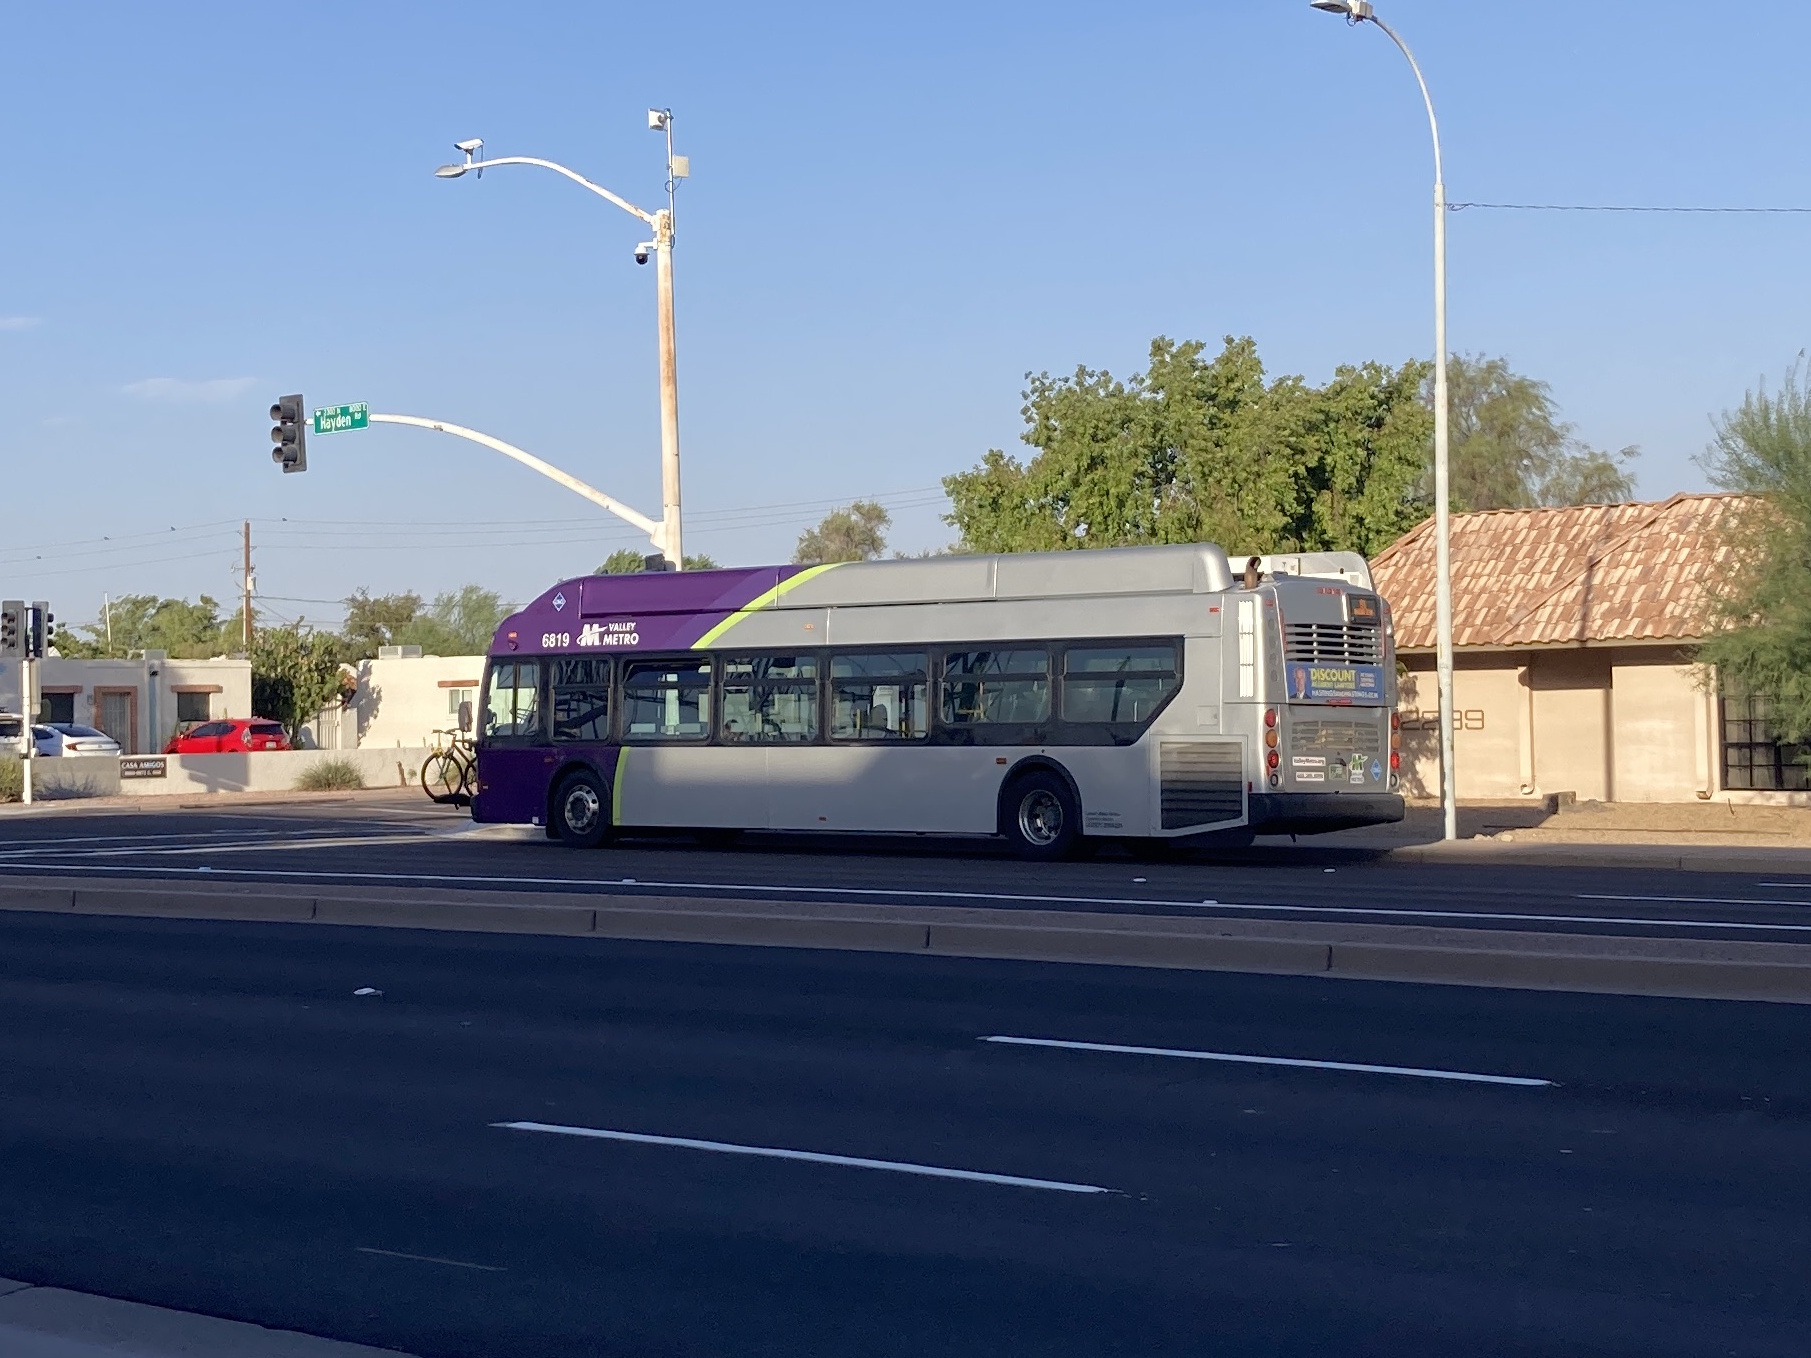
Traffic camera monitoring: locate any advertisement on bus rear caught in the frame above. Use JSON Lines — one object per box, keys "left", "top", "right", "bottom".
{"left": 1287, "top": 662, "right": 1387, "bottom": 705}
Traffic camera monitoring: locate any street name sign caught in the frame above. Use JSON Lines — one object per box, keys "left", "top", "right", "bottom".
{"left": 312, "top": 402, "right": 369, "bottom": 434}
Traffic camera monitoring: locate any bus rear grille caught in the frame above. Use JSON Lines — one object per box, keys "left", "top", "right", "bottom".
{"left": 1159, "top": 742, "right": 1244, "bottom": 829}
{"left": 1284, "top": 622, "right": 1383, "bottom": 666}
{"left": 1291, "top": 720, "right": 1383, "bottom": 757}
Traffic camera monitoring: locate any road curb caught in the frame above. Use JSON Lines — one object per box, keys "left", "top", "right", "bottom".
{"left": 4, "top": 875, "right": 1810, "bottom": 1004}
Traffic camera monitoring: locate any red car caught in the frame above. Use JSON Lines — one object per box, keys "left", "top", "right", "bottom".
{"left": 164, "top": 718, "right": 293, "bottom": 754}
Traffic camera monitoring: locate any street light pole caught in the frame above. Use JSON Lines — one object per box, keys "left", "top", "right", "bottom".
{"left": 1310, "top": 0, "right": 1457, "bottom": 841}
{"left": 435, "top": 113, "right": 689, "bottom": 569}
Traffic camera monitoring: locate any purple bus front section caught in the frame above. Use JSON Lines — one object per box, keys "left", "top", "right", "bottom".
{"left": 472, "top": 566, "right": 817, "bottom": 827}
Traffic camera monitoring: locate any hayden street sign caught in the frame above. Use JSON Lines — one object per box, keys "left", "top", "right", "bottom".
{"left": 312, "top": 402, "right": 369, "bottom": 434}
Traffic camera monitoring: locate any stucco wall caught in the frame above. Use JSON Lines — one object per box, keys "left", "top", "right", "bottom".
{"left": 1612, "top": 659, "right": 1713, "bottom": 802}
{"left": 114, "top": 747, "right": 434, "bottom": 796}
{"left": 354, "top": 655, "right": 486, "bottom": 750}
{"left": 1, "top": 655, "right": 252, "bottom": 754}
{"left": 1399, "top": 646, "right": 1725, "bottom": 804}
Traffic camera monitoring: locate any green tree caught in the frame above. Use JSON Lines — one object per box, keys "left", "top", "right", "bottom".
{"left": 55, "top": 595, "right": 235, "bottom": 659}
{"left": 251, "top": 626, "right": 350, "bottom": 738}
{"left": 594, "top": 550, "right": 720, "bottom": 573}
{"left": 394, "top": 585, "right": 511, "bottom": 655}
{"left": 943, "top": 336, "right": 1431, "bottom": 558}
{"left": 341, "top": 590, "right": 425, "bottom": 660}
{"left": 794, "top": 501, "right": 891, "bottom": 564}
{"left": 1695, "top": 356, "right": 1811, "bottom": 739}
{"left": 1442, "top": 355, "right": 1638, "bottom": 510}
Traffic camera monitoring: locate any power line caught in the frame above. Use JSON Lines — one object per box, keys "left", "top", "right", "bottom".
{"left": 1450, "top": 201, "right": 1811, "bottom": 214}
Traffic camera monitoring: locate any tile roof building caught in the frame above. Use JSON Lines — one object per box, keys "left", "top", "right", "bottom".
{"left": 1367, "top": 493, "right": 1798, "bottom": 803}
{"left": 1370, "top": 492, "right": 1749, "bottom": 653}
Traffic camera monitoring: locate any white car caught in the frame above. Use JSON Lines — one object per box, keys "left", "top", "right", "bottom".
{"left": 0, "top": 712, "right": 24, "bottom": 756}
{"left": 34, "top": 723, "right": 123, "bottom": 758}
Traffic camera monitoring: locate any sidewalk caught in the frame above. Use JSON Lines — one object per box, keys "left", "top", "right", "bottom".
{"left": 0, "top": 1279, "right": 411, "bottom": 1357}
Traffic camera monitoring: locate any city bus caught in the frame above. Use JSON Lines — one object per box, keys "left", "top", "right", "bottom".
{"left": 472, "top": 542, "right": 1403, "bottom": 858}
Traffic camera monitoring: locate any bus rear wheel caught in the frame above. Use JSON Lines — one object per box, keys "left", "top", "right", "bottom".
{"left": 1001, "top": 769, "right": 1081, "bottom": 862}
{"left": 552, "top": 769, "right": 610, "bottom": 849}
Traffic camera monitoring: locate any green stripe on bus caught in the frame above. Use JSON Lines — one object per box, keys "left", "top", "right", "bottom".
{"left": 612, "top": 748, "right": 629, "bottom": 826}
{"left": 692, "top": 562, "right": 842, "bottom": 649}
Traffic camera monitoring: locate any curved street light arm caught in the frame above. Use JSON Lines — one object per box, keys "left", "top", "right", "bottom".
{"left": 368, "top": 414, "right": 664, "bottom": 547}
{"left": 1363, "top": 16, "right": 1442, "bottom": 190}
{"left": 458, "top": 155, "right": 658, "bottom": 226}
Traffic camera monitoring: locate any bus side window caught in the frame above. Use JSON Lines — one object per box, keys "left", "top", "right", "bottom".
{"left": 941, "top": 649, "right": 1049, "bottom": 727}
{"left": 622, "top": 657, "right": 713, "bottom": 741}
{"left": 552, "top": 656, "right": 612, "bottom": 742}
{"left": 721, "top": 654, "right": 819, "bottom": 743}
{"left": 1062, "top": 643, "right": 1180, "bottom": 724}
{"left": 829, "top": 652, "right": 928, "bottom": 740}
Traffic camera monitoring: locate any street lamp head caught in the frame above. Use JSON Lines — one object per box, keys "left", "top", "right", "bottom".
{"left": 433, "top": 164, "right": 468, "bottom": 179}
{"left": 1310, "top": 0, "right": 1374, "bottom": 16}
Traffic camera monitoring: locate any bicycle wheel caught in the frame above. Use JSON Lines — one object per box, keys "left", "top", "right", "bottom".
{"left": 421, "top": 751, "right": 463, "bottom": 804}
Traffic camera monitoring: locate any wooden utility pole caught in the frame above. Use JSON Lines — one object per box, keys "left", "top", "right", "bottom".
{"left": 241, "top": 520, "right": 253, "bottom": 650}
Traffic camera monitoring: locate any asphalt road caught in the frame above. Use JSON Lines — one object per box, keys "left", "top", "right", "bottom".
{"left": 1, "top": 907, "right": 1807, "bottom": 1357}
{"left": 3, "top": 794, "right": 1811, "bottom": 943}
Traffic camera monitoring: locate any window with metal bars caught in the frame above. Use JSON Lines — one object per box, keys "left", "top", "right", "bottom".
{"left": 1721, "top": 691, "right": 1810, "bottom": 791}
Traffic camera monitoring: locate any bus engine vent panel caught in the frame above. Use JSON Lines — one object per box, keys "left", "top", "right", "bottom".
{"left": 1159, "top": 741, "right": 1244, "bottom": 829}
{"left": 1291, "top": 719, "right": 1384, "bottom": 758}
{"left": 1283, "top": 622, "right": 1382, "bottom": 666}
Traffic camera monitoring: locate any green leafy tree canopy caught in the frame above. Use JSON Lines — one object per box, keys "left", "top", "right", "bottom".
{"left": 1695, "top": 355, "right": 1811, "bottom": 739}
{"left": 596, "top": 550, "right": 719, "bottom": 573}
{"left": 251, "top": 626, "right": 351, "bottom": 738}
{"left": 1442, "top": 354, "right": 1638, "bottom": 511}
{"left": 55, "top": 594, "right": 236, "bottom": 659}
{"left": 944, "top": 336, "right": 1432, "bottom": 558}
{"left": 795, "top": 501, "right": 891, "bottom": 564}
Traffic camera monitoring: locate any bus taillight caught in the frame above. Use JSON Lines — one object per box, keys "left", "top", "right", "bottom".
{"left": 1389, "top": 751, "right": 1401, "bottom": 770}
{"left": 1263, "top": 727, "right": 1278, "bottom": 749}
{"left": 1266, "top": 749, "right": 1280, "bottom": 770}
{"left": 1264, "top": 708, "right": 1277, "bottom": 728}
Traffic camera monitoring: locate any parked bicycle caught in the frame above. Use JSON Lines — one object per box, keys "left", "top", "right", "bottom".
{"left": 421, "top": 726, "right": 476, "bottom": 807}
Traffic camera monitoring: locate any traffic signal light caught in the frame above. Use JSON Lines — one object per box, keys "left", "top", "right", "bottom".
{"left": 270, "top": 394, "right": 307, "bottom": 473}
{"left": 25, "top": 601, "right": 51, "bottom": 659}
{"left": 0, "top": 601, "right": 21, "bottom": 660}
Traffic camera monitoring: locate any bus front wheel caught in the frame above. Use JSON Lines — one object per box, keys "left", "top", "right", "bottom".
{"left": 1001, "top": 769, "right": 1081, "bottom": 862}
{"left": 552, "top": 769, "right": 611, "bottom": 849}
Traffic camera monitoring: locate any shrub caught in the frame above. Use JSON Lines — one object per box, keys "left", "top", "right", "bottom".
{"left": 295, "top": 757, "right": 366, "bottom": 792}
{"left": 0, "top": 756, "right": 19, "bottom": 803}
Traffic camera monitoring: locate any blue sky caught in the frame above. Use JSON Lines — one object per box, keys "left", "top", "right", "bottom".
{"left": 3, "top": 1, "right": 1807, "bottom": 633}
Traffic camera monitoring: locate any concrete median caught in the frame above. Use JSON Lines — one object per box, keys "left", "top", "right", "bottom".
{"left": 3, "top": 874, "right": 1811, "bottom": 1004}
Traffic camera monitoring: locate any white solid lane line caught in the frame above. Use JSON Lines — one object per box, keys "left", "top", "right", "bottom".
{"left": 1577, "top": 892, "right": 1811, "bottom": 908}
{"left": 7, "top": 860, "right": 1811, "bottom": 935}
{"left": 982, "top": 1035, "right": 1554, "bottom": 1088}
{"left": 493, "top": 1120, "right": 1115, "bottom": 1195}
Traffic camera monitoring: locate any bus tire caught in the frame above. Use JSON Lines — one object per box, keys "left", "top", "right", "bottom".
{"left": 552, "top": 768, "right": 611, "bottom": 849}
{"left": 1000, "top": 768, "right": 1081, "bottom": 862}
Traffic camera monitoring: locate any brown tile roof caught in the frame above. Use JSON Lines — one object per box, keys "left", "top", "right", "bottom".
{"left": 1369, "top": 493, "right": 1753, "bottom": 650}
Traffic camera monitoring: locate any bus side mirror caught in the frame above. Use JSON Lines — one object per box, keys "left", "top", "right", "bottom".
{"left": 457, "top": 700, "right": 473, "bottom": 733}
